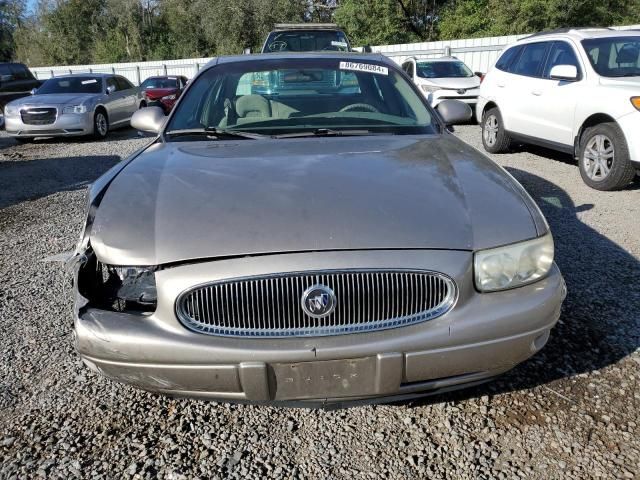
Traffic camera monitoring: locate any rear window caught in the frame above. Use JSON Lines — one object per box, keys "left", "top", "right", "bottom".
{"left": 263, "top": 30, "right": 350, "bottom": 53}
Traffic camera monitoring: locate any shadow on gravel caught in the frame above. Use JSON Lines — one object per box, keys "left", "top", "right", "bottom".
{"left": 0, "top": 155, "right": 120, "bottom": 209}
{"left": 409, "top": 167, "right": 640, "bottom": 407}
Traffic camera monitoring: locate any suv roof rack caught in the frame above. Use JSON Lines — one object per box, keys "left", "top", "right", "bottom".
{"left": 521, "top": 27, "right": 613, "bottom": 39}
{"left": 273, "top": 23, "right": 339, "bottom": 31}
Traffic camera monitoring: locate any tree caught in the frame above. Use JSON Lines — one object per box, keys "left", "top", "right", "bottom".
{"left": 0, "top": 0, "right": 25, "bottom": 61}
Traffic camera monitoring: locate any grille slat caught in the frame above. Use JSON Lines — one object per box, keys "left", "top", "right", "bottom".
{"left": 177, "top": 270, "right": 456, "bottom": 337}
{"left": 20, "top": 107, "right": 57, "bottom": 125}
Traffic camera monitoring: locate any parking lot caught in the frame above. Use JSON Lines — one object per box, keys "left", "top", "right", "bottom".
{"left": 0, "top": 125, "right": 638, "bottom": 479}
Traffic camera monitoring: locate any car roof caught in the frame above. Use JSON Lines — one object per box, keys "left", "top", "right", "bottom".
{"left": 205, "top": 52, "right": 391, "bottom": 69}
{"left": 520, "top": 28, "right": 640, "bottom": 42}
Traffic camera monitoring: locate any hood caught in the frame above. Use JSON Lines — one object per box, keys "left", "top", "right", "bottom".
{"left": 12, "top": 93, "right": 97, "bottom": 106}
{"left": 144, "top": 88, "right": 178, "bottom": 100}
{"left": 419, "top": 76, "right": 480, "bottom": 89}
{"left": 90, "top": 135, "right": 538, "bottom": 266}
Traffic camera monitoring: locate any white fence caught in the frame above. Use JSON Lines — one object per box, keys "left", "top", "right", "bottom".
{"left": 29, "top": 25, "right": 640, "bottom": 85}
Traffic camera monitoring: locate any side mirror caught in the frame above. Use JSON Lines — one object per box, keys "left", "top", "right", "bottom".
{"left": 362, "top": 45, "right": 372, "bottom": 53}
{"left": 474, "top": 71, "right": 483, "bottom": 78}
{"left": 131, "top": 106, "right": 165, "bottom": 134}
{"left": 30, "top": 88, "right": 38, "bottom": 95}
{"left": 243, "top": 47, "right": 252, "bottom": 55}
{"left": 437, "top": 100, "right": 472, "bottom": 126}
{"left": 106, "top": 85, "right": 116, "bottom": 94}
{"left": 549, "top": 64, "right": 578, "bottom": 81}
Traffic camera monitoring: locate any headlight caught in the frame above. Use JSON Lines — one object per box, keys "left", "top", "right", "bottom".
{"left": 108, "top": 265, "right": 158, "bottom": 306}
{"left": 631, "top": 97, "right": 640, "bottom": 111}
{"left": 474, "top": 233, "right": 554, "bottom": 292}
{"left": 420, "top": 84, "right": 440, "bottom": 93}
{"left": 161, "top": 94, "right": 176, "bottom": 101}
{"left": 4, "top": 104, "right": 18, "bottom": 116}
{"left": 63, "top": 104, "right": 88, "bottom": 114}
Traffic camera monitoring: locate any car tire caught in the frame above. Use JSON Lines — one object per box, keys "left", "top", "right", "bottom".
{"left": 578, "top": 122, "right": 636, "bottom": 191}
{"left": 93, "top": 110, "right": 109, "bottom": 139}
{"left": 482, "top": 107, "right": 511, "bottom": 153}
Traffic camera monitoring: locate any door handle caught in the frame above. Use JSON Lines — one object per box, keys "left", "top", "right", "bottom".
{"left": 531, "top": 90, "right": 542, "bottom": 96}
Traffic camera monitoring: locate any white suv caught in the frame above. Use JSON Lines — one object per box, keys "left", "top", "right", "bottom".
{"left": 477, "top": 28, "right": 640, "bottom": 190}
{"left": 401, "top": 56, "right": 481, "bottom": 109}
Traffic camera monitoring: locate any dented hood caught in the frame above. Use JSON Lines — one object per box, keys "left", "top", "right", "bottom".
{"left": 90, "top": 135, "right": 538, "bottom": 266}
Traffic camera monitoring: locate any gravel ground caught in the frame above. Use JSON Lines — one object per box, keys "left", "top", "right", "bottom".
{"left": 0, "top": 126, "right": 639, "bottom": 479}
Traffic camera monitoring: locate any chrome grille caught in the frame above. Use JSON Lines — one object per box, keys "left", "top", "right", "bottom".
{"left": 176, "top": 270, "right": 456, "bottom": 337}
{"left": 21, "top": 107, "right": 57, "bottom": 125}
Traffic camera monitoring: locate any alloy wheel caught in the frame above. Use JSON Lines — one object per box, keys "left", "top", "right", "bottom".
{"left": 583, "top": 134, "right": 614, "bottom": 181}
{"left": 483, "top": 114, "right": 498, "bottom": 147}
{"left": 95, "top": 113, "right": 108, "bottom": 136}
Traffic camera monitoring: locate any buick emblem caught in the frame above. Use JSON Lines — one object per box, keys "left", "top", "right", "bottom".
{"left": 301, "top": 284, "right": 336, "bottom": 318}
{"left": 457, "top": 89, "right": 466, "bottom": 95}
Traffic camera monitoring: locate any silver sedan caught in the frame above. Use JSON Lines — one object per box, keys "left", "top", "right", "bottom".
{"left": 3, "top": 73, "right": 144, "bottom": 141}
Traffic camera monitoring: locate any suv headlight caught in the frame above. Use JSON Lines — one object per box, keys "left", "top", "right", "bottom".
{"left": 421, "top": 84, "right": 440, "bottom": 93}
{"left": 4, "top": 104, "right": 18, "bottom": 116}
{"left": 474, "top": 233, "right": 554, "bottom": 292}
{"left": 63, "top": 104, "right": 88, "bottom": 114}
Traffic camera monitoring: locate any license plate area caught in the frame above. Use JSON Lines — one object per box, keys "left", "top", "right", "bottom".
{"left": 272, "top": 356, "right": 377, "bottom": 400}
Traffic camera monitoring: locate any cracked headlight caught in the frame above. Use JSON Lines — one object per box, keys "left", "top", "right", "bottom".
{"left": 474, "top": 233, "right": 554, "bottom": 292}
{"left": 63, "top": 104, "right": 88, "bottom": 114}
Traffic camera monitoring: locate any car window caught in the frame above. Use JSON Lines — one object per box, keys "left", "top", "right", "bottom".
{"left": 416, "top": 60, "right": 473, "bottom": 78}
{"left": 543, "top": 41, "right": 581, "bottom": 79}
{"left": 9, "top": 64, "right": 30, "bottom": 80}
{"left": 264, "top": 30, "right": 350, "bottom": 52}
{"left": 495, "top": 46, "right": 522, "bottom": 72}
{"left": 37, "top": 76, "right": 103, "bottom": 94}
{"left": 167, "top": 58, "right": 437, "bottom": 137}
{"left": 106, "top": 77, "right": 118, "bottom": 92}
{"left": 116, "top": 76, "right": 133, "bottom": 90}
{"left": 511, "top": 42, "right": 549, "bottom": 77}
{"left": 0, "top": 64, "right": 12, "bottom": 76}
{"left": 582, "top": 36, "right": 640, "bottom": 77}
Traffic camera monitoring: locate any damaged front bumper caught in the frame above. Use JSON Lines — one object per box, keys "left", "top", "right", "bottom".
{"left": 71, "top": 249, "right": 566, "bottom": 406}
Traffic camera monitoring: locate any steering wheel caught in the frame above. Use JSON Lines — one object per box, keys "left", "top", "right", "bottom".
{"left": 268, "top": 41, "right": 288, "bottom": 52}
{"left": 339, "top": 103, "right": 380, "bottom": 113}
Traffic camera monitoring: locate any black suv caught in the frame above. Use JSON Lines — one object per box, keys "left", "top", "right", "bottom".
{"left": 261, "top": 24, "right": 352, "bottom": 53}
{"left": 0, "top": 63, "right": 42, "bottom": 128}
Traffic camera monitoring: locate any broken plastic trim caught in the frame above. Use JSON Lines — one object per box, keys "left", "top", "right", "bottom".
{"left": 76, "top": 249, "right": 158, "bottom": 314}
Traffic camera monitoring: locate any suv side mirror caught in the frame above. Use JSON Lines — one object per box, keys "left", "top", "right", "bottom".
{"left": 243, "top": 47, "right": 252, "bottom": 55}
{"left": 437, "top": 100, "right": 472, "bottom": 126}
{"left": 362, "top": 45, "right": 372, "bottom": 53}
{"left": 549, "top": 64, "right": 578, "bottom": 81}
{"left": 30, "top": 88, "right": 38, "bottom": 95}
{"left": 106, "top": 85, "right": 116, "bottom": 94}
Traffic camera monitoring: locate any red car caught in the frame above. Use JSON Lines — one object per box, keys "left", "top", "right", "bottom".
{"left": 140, "top": 75, "right": 188, "bottom": 113}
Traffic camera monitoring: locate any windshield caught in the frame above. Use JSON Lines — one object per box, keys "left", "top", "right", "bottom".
{"left": 416, "top": 61, "right": 473, "bottom": 79}
{"left": 582, "top": 37, "right": 640, "bottom": 77}
{"left": 37, "top": 76, "right": 102, "bottom": 94}
{"left": 141, "top": 77, "right": 179, "bottom": 89}
{"left": 263, "top": 31, "right": 350, "bottom": 53}
{"left": 165, "top": 58, "right": 437, "bottom": 138}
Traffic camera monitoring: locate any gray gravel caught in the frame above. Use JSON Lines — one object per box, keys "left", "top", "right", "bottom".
{"left": 1, "top": 126, "right": 639, "bottom": 479}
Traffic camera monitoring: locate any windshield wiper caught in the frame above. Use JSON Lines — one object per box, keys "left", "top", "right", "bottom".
{"left": 165, "top": 127, "right": 267, "bottom": 140}
{"left": 273, "top": 128, "right": 373, "bottom": 139}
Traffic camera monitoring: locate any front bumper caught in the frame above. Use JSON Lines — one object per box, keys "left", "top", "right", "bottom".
{"left": 617, "top": 110, "right": 640, "bottom": 164}
{"left": 426, "top": 88, "right": 480, "bottom": 108}
{"left": 5, "top": 111, "right": 93, "bottom": 137}
{"left": 74, "top": 250, "right": 565, "bottom": 405}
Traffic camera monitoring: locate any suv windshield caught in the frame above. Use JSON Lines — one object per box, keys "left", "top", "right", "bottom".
{"left": 263, "top": 30, "right": 350, "bottom": 53}
{"left": 416, "top": 61, "right": 473, "bottom": 79}
{"left": 165, "top": 58, "right": 436, "bottom": 137}
{"left": 141, "top": 77, "right": 179, "bottom": 89}
{"left": 582, "top": 36, "right": 640, "bottom": 77}
{"left": 37, "top": 76, "right": 102, "bottom": 94}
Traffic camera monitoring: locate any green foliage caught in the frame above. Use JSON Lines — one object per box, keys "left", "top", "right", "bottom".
{"left": 6, "top": 0, "right": 640, "bottom": 66}
{"left": 439, "top": 0, "right": 640, "bottom": 39}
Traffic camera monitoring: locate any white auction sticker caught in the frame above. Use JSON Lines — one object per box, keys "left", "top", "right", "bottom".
{"left": 81, "top": 79, "right": 97, "bottom": 84}
{"left": 331, "top": 41, "right": 348, "bottom": 47}
{"left": 339, "top": 61, "right": 388, "bottom": 75}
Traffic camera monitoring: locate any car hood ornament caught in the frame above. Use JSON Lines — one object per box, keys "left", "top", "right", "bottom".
{"left": 301, "top": 284, "right": 336, "bottom": 318}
